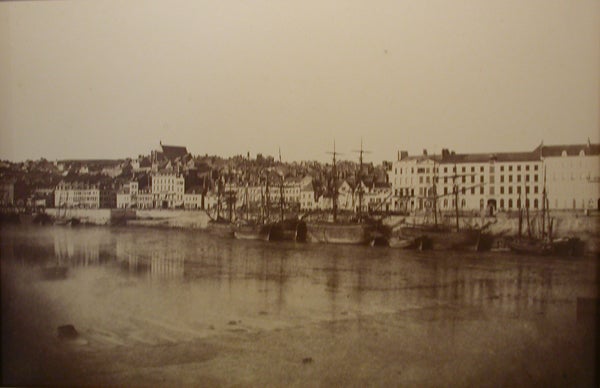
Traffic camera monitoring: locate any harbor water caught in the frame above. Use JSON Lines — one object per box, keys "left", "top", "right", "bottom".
{"left": 1, "top": 224, "right": 598, "bottom": 386}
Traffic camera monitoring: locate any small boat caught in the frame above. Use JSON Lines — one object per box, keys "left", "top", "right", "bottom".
{"left": 233, "top": 221, "right": 272, "bottom": 241}
{"left": 206, "top": 218, "right": 235, "bottom": 238}
{"left": 55, "top": 217, "right": 81, "bottom": 227}
{"left": 382, "top": 235, "right": 432, "bottom": 250}
{"left": 509, "top": 236, "right": 585, "bottom": 257}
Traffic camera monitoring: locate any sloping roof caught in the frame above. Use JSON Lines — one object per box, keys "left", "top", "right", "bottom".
{"left": 441, "top": 151, "right": 539, "bottom": 164}
{"left": 535, "top": 143, "right": 600, "bottom": 157}
{"left": 161, "top": 144, "right": 188, "bottom": 160}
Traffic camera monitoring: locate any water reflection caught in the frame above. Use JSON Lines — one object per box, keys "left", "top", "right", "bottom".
{"left": 0, "top": 225, "right": 597, "bottom": 322}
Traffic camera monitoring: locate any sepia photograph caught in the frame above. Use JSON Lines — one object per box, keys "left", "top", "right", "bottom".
{"left": 1, "top": 0, "right": 598, "bottom": 386}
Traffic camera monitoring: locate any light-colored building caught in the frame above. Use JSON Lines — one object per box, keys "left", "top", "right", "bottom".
{"left": 388, "top": 148, "right": 544, "bottom": 213}
{"left": 0, "top": 181, "right": 15, "bottom": 205}
{"left": 54, "top": 181, "right": 115, "bottom": 208}
{"left": 152, "top": 172, "right": 185, "bottom": 208}
{"left": 541, "top": 143, "right": 600, "bottom": 210}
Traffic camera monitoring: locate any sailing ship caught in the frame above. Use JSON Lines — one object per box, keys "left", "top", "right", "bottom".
{"left": 304, "top": 141, "right": 382, "bottom": 245}
{"left": 267, "top": 150, "right": 307, "bottom": 242}
{"left": 398, "top": 161, "right": 493, "bottom": 251}
{"left": 54, "top": 192, "right": 81, "bottom": 226}
{"left": 508, "top": 168, "right": 584, "bottom": 256}
{"left": 233, "top": 154, "right": 276, "bottom": 241}
{"left": 206, "top": 172, "right": 236, "bottom": 238}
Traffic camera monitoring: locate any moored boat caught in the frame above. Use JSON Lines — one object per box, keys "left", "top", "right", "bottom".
{"left": 233, "top": 221, "right": 272, "bottom": 241}
{"left": 206, "top": 218, "right": 235, "bottom": 238}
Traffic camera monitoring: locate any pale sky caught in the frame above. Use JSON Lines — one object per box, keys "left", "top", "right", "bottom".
{"left": 0, "top": 0, "right": 598, "bottom": 163}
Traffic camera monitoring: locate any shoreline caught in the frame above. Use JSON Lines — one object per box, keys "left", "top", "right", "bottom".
{"left": 6, "top": 207, "right": 600, "bottom": 253}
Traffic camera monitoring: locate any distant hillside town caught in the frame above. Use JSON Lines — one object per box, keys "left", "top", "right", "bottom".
{"left": 0, "top": 140, "right": 598, "bottom": 215}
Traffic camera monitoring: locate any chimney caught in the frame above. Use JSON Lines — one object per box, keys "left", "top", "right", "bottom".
{"left": 442, "top": 148, "right": 450, "bottom": 160}
{"left": 423, "top": 149, "right": 428, "bottom": 156}
{"left": 399, "top": 151, "right": 408, "bottom": 160}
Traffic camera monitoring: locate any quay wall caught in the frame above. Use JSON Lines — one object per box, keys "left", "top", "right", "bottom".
{"left": 47, "top": 208, "right": 135, "bottom": 225}
{"left": 46, "top": 208, "right": 211, "bottom": 228}
{"left": 129, "top": 209, "right": 211, "bottom": 229}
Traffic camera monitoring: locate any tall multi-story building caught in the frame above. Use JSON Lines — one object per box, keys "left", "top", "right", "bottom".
{"left": 152, "top": 172, "right": 185, "bottom": 208}
{"left": 389, "top": 143, "right": 600, "bottom": 213}
{"left": 541, "top": 143, "right": 600, "bottom": 210}
{"left": 388, "top": 148, "right": 545, "bottom": 213}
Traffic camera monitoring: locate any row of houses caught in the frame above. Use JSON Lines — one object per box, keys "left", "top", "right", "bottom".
{"left": 26, "top": 141, "right": 600, "bottom": 214}
{"left": 387, "top": 142, "right": 600, "bottom": 213}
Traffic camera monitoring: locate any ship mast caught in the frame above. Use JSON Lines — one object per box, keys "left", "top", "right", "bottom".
{"left": 327, "top": 140, "right": 340, "bottom": 223}
{"left": 353, "top": 139, "right": 370, "bottom": 223}
{"left": 279, "top": 147, "right": 284, "bottom": 222}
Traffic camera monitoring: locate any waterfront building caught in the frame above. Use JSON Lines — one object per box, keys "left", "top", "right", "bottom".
{"left": 388, "top": 148, "right": 544, "bottom": 213}
{"left": 54, "top": 181, "right": 115, "bottom": 209}
{"left": 541, "top": 142, "right": 600, "bottom": 210}
{"left": 300, "top": 178, "right": 316, "bottom": 211}
{"left": 0, "top": 180, "right": 15, "bottom": 206}
{"left": 151, "top": 172, "right": 185, "bottom": 208}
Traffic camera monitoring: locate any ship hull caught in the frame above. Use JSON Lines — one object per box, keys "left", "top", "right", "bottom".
{"left": 269, "top": 220, "right": 307, "bottom": 242}
{"left": 306, "top": 222, "right": 372, "bottom": 245}
{"left": 233, "top": 224, "right": 271, "bottom": 241}
{"left": 400, "top": 226, "right": 482, "bottom": 251}
{"left": 206, "top": 221, "right": 234, "bottom": 238}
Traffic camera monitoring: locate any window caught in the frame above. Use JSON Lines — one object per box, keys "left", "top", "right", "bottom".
{"left": 471, "top": 167, "right": 475, "bottom": 172}
{"left": 526, "top": 165, "right": 530, "bottom": 171}
{"left": 509, "top": 175, "right": 513, "bottom": 183}
{"left": 444, "top": 167, "right": 447, "bottom": 173}
{"left": 490, "top": 166, "right": 495, "bottom": 173}
{"left": 534, "top": 186, "right": 538, "bottom": 194}
{"left": 462, "top": 167, "right": 466, "bottom": 173}
{"left": 462, "top": 176, "right": 466, "bottom": 183}
{"left": 525, "top": 175, "right": 529, "bottom": 182}
{"left": 526, "top": 187, "right": 530, "bottom": 194}
{"left": 534, "top": 175, "right": 538, "bottom": 182}
{"left": 480, "top": 166, "right": 484, "bottom": 172}
{"left": 517, "top": 165, "right": 521, "bottom": 171}
{"left": 471, "top": 187, "right": 475, "bottom": 194}
{"left": 500, "top": 187, "right": 504, "bottom": 194}
{"left": 517, "top": 187, "right": 521, "bottom": 194}
{"left": 509, "top": 199, "right": 513, "bottom": 209}
{"left": 500, "top": 175, "right": 504, "bottom": 183}
{"left": 480, "top": 176, "right": 484, "bottom": 183}
{"left": 534, "top": 165, "right": 539, "bottom": 171}
{"left": 500, "top": 199, "right": 505, "bottom": 208}
{"left": 480, "top": 187, "right": 484, "bottom": 194}
{"left": 462, "top": 187, "right": 466, "bottom": 194}
{"left": 517, "top": 175, "right": 521, "bottom": 182}
{"left": 509, "top": 165, "right": 513, "bottom": 171}
{"left": 534, "top": 199, "right": 539, "bottom": 209}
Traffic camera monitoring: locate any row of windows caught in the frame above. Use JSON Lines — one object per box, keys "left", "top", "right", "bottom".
{"left": 396, "top": 185, "right": 542, "bottom": 197}
{"left": 395, "top": 164, "right": 540, "bottom": 175}
{"left": 409, "top": 174, "right": 541, "bottom": 185}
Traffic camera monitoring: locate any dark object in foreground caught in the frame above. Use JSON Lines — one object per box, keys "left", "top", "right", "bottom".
{"left": 57, "top": 324, "right": 79, "bottom": 340}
